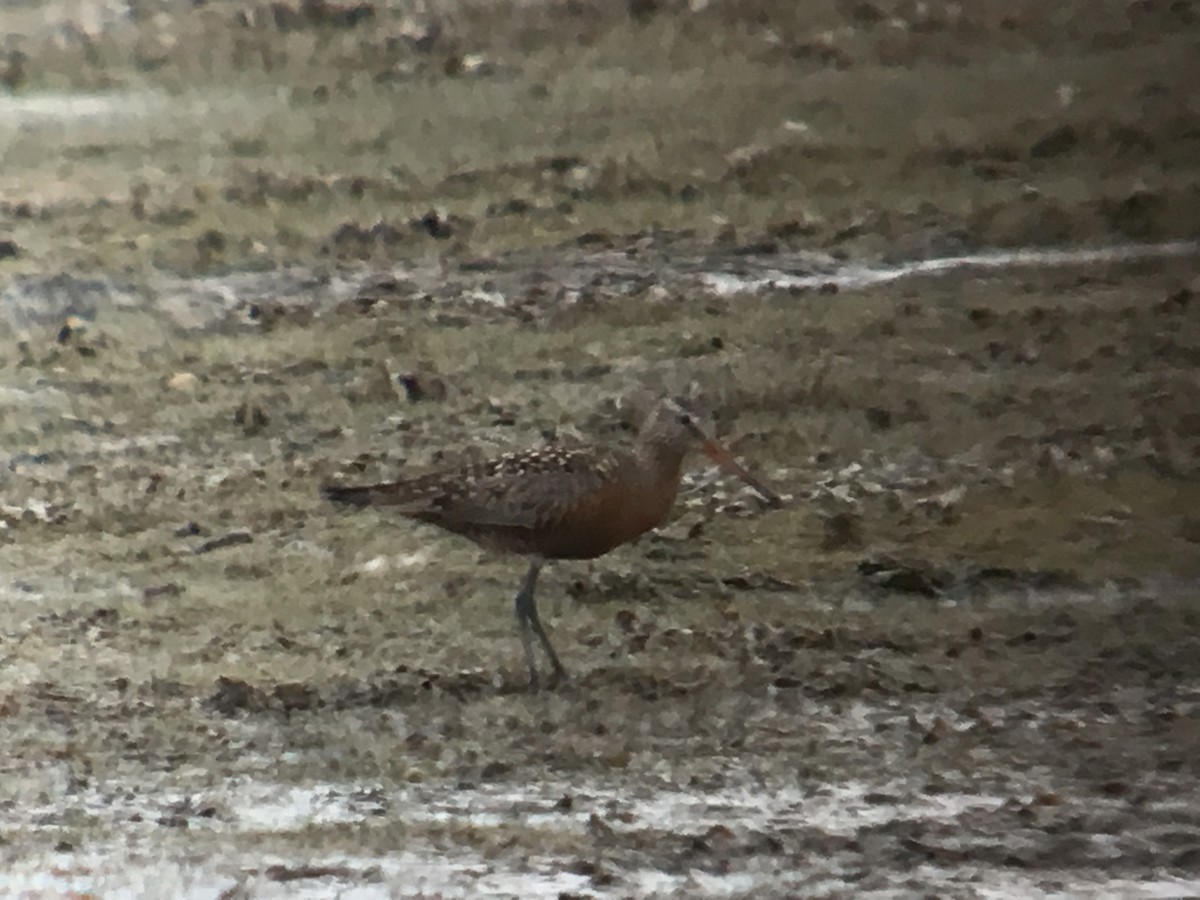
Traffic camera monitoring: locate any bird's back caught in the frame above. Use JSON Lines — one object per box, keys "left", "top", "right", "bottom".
{"left": 322, "top": 443, "right": 679, "bottom": 559}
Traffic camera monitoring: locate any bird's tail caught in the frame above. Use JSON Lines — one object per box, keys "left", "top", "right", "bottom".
{"left": 320, "top": 477, "right": 439, "bottom": 511}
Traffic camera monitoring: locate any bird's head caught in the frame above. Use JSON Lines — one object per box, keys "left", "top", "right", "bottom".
{"left": 638, "top": 397, "right": 781, "bottom": 506}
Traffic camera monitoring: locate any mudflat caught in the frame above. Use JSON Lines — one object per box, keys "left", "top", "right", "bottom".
{"left": 1, "top": 1, "right": 1197, "bottom": 895}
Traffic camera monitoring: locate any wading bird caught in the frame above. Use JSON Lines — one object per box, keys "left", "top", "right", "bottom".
{"left": 322, "top": 398, "right": 780, "bottom": 690}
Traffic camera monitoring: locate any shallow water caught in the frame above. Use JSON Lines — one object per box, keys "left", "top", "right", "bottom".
{"left": 5, "top": 773, "right": 1199, "bottom": 898}
{"left": 0, "top": 89, "right": 169, "bottom": 125}
{"left": 2, "top": 239, "right": 1195, "bottom": 340}
{"left": 701, "top": 240, "right": 1200, "bottom": 296}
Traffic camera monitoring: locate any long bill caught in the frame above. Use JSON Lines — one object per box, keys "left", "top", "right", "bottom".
{"left": 700, "top": 438, "right": 783, "bottom": 508}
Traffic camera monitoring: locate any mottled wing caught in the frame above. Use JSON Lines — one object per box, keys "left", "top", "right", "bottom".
{"left": 417, "top": 446, "right": 620, "bottom": 530}
{"left": 323, "top": 446, "right": 621, "bottom": 530}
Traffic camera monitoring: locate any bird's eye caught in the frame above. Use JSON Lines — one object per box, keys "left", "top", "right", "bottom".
{"left": 677, "top": 413, "right": 691, "bottom": 425}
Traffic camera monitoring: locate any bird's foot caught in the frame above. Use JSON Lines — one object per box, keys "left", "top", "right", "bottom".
{"left": 526, "top": 666, "right": 570, "bottom": 694}
{"left": 546, "top": 666, "right": 569, "bottom": 691}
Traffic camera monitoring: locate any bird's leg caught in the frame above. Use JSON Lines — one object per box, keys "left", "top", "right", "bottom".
{"left": 514, "top": 561, "right": 567, "bottom": 691}
{"left": 514, "top": 562, "right": 541, "bottom": 690}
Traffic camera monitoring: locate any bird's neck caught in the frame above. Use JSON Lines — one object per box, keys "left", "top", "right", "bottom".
{"left": 632, "top": 440, "right": 686, "bottom": 489}
{"left": 623, "top": 440, "right": 686, "bottom": 530}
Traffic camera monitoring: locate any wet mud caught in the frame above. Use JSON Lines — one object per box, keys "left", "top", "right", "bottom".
{"left": 1, "top": 0, "right": 1199, "bottom": 896}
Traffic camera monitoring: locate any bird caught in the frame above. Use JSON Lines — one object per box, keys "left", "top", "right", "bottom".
{"left": 321, "top": 397, "right": 781, "bottom": 690}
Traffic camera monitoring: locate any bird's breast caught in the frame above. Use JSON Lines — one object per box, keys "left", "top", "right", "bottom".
{"left": 535, "top": 466, "right": 682, "bottom": 560}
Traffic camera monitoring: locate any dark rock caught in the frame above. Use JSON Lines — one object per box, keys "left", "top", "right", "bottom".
{"left": 1030, "top": 125, "right": 1079, "bottom": 159}
{"left": 206, "top": 677, "right": 264, "bottom": 715}
{"left": 194, "top": 532, "right": 254, "bottom": 554}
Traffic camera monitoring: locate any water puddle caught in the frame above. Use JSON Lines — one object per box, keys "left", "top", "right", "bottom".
{"left": 701, "top": 240, "right": 1200, "bottom": 295}
{"left": 4, "top": 774, "right": 1198, "bottom": 898}
{"left": 3, "top": 240, "right": 1196, "bottom": 339}
{"left": 0, "top": 90, "right": 170, "bottom": 125}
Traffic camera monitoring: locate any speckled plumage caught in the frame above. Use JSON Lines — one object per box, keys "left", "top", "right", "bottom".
{"left": 321, "top": 400, "right": 705, "bottom": 559}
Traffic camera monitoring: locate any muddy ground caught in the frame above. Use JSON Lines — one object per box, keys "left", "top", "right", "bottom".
{"left": 1, "top": 0, "right": 1199, "bottom": 896}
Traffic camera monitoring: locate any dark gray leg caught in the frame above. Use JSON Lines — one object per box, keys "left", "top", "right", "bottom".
{"left": 514, "top": 561, "right": 567, "bottom": 690}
